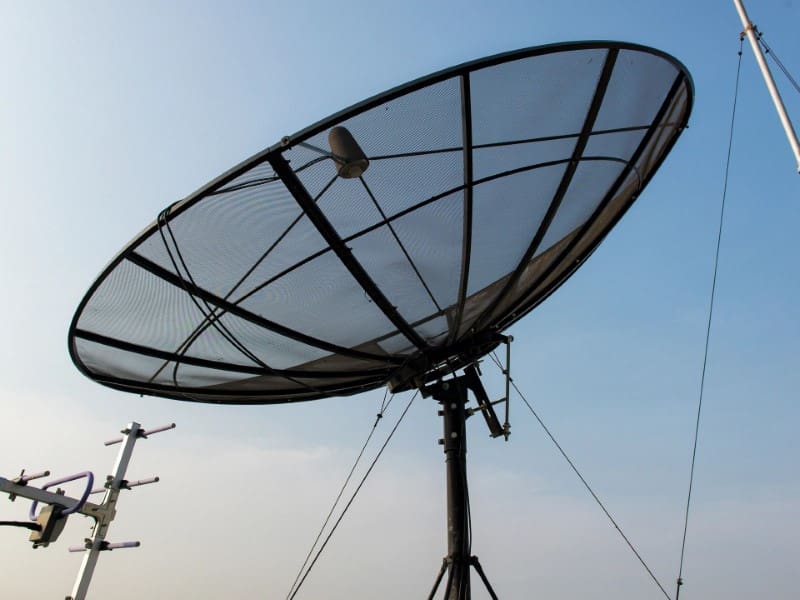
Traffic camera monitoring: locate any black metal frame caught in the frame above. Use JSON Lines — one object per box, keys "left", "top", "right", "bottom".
{"left": 68, "top": 41, "right": 694, "bottom": 404}
{"left": 449, "top": 72, "right": 475, "bottom": 346}
{"left": 469, "top": 49, "right": 619, "bottom": 334}
{"left": 494, "top": 72, "right": 691, "bottom": 330}
{"left": 268, "top": 153, "right": 429, "bottom": 351}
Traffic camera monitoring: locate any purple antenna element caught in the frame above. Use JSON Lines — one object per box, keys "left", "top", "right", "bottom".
{"left": 68, "top": 545, "right": 88, "bottom": 553}
{"left": 123, "top": 477, "right": 159, "bottom": 489}
{"left": 17, "top": 470, "right": 50, "bottom": 484}
{"left": 29, "top": 471, "right": 94, "bottom": 520}
{"left": 142, "top": 423, "right": 176, "bottom": 437}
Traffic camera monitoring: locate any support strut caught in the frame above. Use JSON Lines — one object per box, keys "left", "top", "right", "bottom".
{"left": 424, "top": 372, "right": 500, "bottom": 600}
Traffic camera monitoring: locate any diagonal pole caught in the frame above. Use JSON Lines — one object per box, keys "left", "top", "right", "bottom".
{"left": 733, "top": 0, "right": 800, "bottom": 173}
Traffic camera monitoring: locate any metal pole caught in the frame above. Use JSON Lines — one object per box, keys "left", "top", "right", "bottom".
{"left": 434, "top": 380, "right": 471, "bottom": 600}
{"left": 733, "top": 0, "right": 800, "bottom": 173}
{"left": 68, "top": 422, "right": 143, "bottom": 600}
{"left": 425, "top": 374, "right": 502, "bottom": 599}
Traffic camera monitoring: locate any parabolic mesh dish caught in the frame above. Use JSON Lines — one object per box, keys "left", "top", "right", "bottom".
{"left": 69, "top": 41, "right": 693, "bottom": 403}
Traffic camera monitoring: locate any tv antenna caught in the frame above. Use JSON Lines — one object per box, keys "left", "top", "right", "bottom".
{"left": 68, "top": 41, "right": 692, "bottom": 598}
{"left": 1, "top": 421, "right": 174, "bottom": 600}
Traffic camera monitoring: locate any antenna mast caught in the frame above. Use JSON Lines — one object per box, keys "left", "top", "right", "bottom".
{"left": 733, "top": 0, "right": 800, "bottom": 173}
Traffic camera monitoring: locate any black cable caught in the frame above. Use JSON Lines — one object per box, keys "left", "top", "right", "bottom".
{"left": 207, "top": 176, "right": 280, "bottom": 196}
{"left": 455, "top": 375, "right": 472, "bottom": 600}
{"left": 151, "top": 208, "right": 324, "bottom": 397}
{"left": 491, "top": 352, "right": 672, "bottom": 600}
{"left": 161, "top": 217, "right": 266, "bottom": 369}
{"left": 368, "top": 124, "right": 654, "bottom": 161}
{"left": 675, "top": 38, "right": 744, "bottom": 600}
{"left": 0, "top": 521, "right": 41, "bottom": 531}
{"left": 285, "top": 389, "right": 393, "bottom": 600}
{"left": 379, "top": 387, "right": 394, "bottom": 414}
{"left": 152, "top": 214, "right": 267, "bottom": 379}
{"left": 146, "top": 158, "right": 343, "bottom": 392}
{"left": 358, "top": 176, "right": 444, "bottom": 313}
{"left": 208, "top": 155, "right": 329, "bottom": 196}
{"left": 152, "top": 172, "right": 341, "bottom": 388}
{"left": 288, "top": 390, "right": 418, "bottom": 600}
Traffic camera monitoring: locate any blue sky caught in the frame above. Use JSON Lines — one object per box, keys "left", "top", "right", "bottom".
{"left": 1, "top": 1, "right": 798, "bottom": 598}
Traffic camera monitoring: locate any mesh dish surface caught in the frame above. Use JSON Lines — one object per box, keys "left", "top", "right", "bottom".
{"left": 69, "top": 41, "right": 693, "bottom": 404}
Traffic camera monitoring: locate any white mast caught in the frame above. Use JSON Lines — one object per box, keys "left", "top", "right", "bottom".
{"left": 733, "top": 0, "right": 800, "bottom": 173}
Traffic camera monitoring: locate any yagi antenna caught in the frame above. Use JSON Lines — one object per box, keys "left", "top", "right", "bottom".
{"left": 0, "top": 421, "right": 175, "bottom": 600}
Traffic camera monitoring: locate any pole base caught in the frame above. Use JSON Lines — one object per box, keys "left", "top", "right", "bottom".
{"left": 427, "top": 555, "right": 499, "bottom": 600}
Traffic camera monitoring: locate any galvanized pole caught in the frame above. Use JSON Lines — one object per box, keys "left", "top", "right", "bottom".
{"left": 733, "top": 0, "right": 800, "bottom": 173}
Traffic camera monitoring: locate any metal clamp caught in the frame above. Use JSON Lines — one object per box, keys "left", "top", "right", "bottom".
{"left": 69, "top": 540, "right": 140, "bottom": 553}
{"left": 104, "top": 422, "right": 175, "bottom": 446}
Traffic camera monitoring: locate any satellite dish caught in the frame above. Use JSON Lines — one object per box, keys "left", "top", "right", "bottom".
{"left": 68, "top": 41, "right": 692, "bottom": 404}
{"left": 68, "top": 41, "right": 693, "bottom": 598}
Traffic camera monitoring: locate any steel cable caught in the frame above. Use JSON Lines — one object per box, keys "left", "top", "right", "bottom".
{"left": 287, "top": 390, "right": 417, "bottom": 600}
{"left": 489, "top": 352, "right": 672, "bottom": 600}
{"left": 285, "top": 389, "right": 393, "bottom": 599}
{"left": 758, "top": 32, "right": 800, "bottom": 96}
{"left": 675, "top": 37, "right": 744, "bottom": 600}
